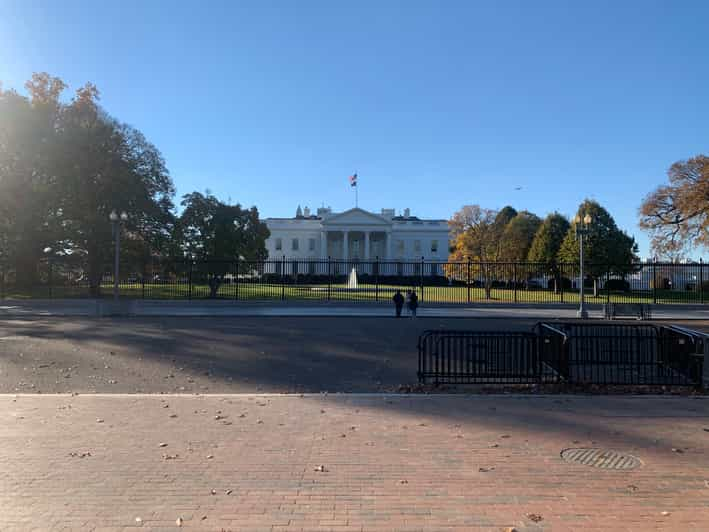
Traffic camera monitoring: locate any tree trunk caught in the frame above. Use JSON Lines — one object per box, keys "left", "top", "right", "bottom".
{"left": 13, "top": 253, "right": 40, "bottom": 290}
{"left": 88, "top": 256, "right": 103, "bottom": 298}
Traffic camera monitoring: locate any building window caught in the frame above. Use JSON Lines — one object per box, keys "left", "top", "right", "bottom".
{"left": 414, "top": 240, "right": 421, "bottom": 253}
{"left": 308, "top": 238, "right": 316, "bottom": 251}
{"left": 275, "top": 238, "right": 282, "bottom": 251}
{"left": 292, "top": 238, "right": 299, "bottom": 251}
{"left": 431, "top": 240, "right": 438, "bottom": 253}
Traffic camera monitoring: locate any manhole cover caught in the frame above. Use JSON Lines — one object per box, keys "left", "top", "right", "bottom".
{"left": 560, "top": 448, "right": 641, "bottom": 470}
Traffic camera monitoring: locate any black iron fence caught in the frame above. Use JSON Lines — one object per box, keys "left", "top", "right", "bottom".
{"left": 0, "top": 257, "right": 707, "bottom": 305}
{"left": 418, "top": 323, "right": 707, "bottom": 386}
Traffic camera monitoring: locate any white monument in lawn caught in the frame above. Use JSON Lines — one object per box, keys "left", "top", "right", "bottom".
{"left": 347, "top": 268, "right": 358, "bottom": 289}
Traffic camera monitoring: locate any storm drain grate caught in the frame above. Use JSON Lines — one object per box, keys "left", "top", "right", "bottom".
{"left": 560, "top": 448, "right": 641, "bottom": 470}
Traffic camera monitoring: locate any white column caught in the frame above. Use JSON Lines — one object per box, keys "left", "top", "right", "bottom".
{"left": 342, "top": 231, "right": 349, "bottom": 262}
{"left": 386, "top": 231, "right": 392, "bottom": 259}
{"left": 320, "top": 231, "right": 327, "bottom": 259}
{"left": 364, "top": 231, "right": 370, "bottom": 261}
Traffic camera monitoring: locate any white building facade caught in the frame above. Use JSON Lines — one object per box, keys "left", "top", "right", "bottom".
{"left": 264, "top": 206, "right": 450, "bottom": 275}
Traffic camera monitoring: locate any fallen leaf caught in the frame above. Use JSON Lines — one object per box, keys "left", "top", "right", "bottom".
{"left": 96, "top": 418, "right": 104, "bottom": 423}
{"left": 627, "top": 484, "right": 638, "bottom": 492}
{"left": 176, "top": 517, "right": 183, "bottom": 526}
{"left": 169, "top": 414, "right": 178, "bottom": 418}
{"left": 135, "top": 517, "right": 142, "bottom": 523}
{"left": 226, "top": 489, "right": 232, "bottom": 495}
{"left": 211, "top": 489, "right": 216, "bottom": 495}
{"left": 671, "top": 448, "right": 684, "bottom": 453}
{"left": 527, "top": 513, "right": 543, "bottom": 522}
{"left": 158, "top": 442, "right": 168, "bottom": 448}
{"left": 314, "top": 465, "right": 328, "bottom": 472}
{"left": 489, "top": 443, "right": 499, "bottom": 448}
{"left": 206, "top": 454, "right": 214, "bottom": 459}
{"left": 478, "top": 467, "right": 495, "bottom": 473}
{"left": 661, "top": 511, "right": 670, "bottom": 516}
{"left": 398, "top": 479, "right": 408, "bottom": 484}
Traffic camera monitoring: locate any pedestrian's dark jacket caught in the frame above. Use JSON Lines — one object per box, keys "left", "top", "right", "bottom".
{"left": 393, "top": 292, "right": 404, "bottom": 307}
{"left": 408, "top": 292, "right": 418, "bottom": 309}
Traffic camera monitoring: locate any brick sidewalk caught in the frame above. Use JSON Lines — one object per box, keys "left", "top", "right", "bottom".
{"left": 1, "top": 394, "right": 708, "bottom": 531}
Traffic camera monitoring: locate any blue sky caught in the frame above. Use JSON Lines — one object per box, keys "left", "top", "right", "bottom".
{"left": 1, "top": 0, "right": 708, "bottom": 258}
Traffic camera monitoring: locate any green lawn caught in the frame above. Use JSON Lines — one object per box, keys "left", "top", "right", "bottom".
{"left": 2, "top": 281, "right": 705, "bottom": 305}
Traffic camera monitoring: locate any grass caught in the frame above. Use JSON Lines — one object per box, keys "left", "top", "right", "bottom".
{"left": 2, "top": 281, "right": 706, "bottom": 305}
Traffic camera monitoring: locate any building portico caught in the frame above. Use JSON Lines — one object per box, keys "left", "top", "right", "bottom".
{"left": 265, "top": 206, "right": 449, "bottom": 266}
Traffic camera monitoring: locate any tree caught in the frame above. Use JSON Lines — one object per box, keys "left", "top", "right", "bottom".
{"left": 557, "top": 200, "right": 639, "bottom": 296}
{"left": 0, "top": 73, "right": 65, "bottom": 287}
{"left": 527, "top": 212, "right": 570, "bottom": 292}
{"left": 53, "top": 83, "right": 175, "bottom": 296}
{"left": 500, "top": 211, "right": 542, "bottom": 262}
{"left": 494, "top": 206, "right": 518, "bottom": 229}
{"left": 448, "top": 205, "right": 504, "bottom": 299}
{"left": 639, "top": 155, "right": 709, "bottom": 257}
{"left": 178, "top": 192, "right": 270, "bottom": 298}
{"left": 1, "top": 74, "right": 176, "bottom": 296}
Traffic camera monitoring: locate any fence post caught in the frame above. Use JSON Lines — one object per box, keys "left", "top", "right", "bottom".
{"left": 235, "top": 259, "right": 239, "bottom": 300}
{"left": 141, "top": 269, "right": 146, "bottom": 299}
{"left": 327, "top": 257, "right": 331, "bottom": 301}
{"left": 375, "top": 257, "right": 379, "bottom": 302}
{"left": 513, "top": 262, "right": 517, "bottom": 303}
{"left": 48, "top": 258, "right": 53, "bottom": 299}
{"left": 467, "top": 258, "right": 471, "bottom": 304}
{"left": 700, "top": 258, "right": 704, "bottom": 305}
{"left": 188, "top": 260, "right": 193, "bottom": 300}
{"left": 420, "top": 256, "right": 424, "bottom": 303}
{"left": 606, "top": 266, "right": 611, "bottom": 305}
{"left": 652, "top": 258, "right": 657, "bottom": 305}
{"left": 281, "top": 255, "right": 286, "bottom": 301}
{"left": 559, "top": 262, "right": 564, "bottom": 303}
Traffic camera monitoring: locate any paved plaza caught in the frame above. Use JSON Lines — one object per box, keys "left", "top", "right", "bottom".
{"left": 2, "top": 316, "right": 708, "bottom": 394}
{"left": 2, "top": 315, "right": 709, "bottom": 531}
{"left": 2, "top": 393, "right": 709, "bottom": 531}
{"left": 2, "top": 300, "right": 709, "bottom": 320}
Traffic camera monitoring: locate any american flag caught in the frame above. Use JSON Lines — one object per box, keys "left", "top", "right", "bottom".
{"left": 349, "top": 173, "right": 358, "bottom": 187}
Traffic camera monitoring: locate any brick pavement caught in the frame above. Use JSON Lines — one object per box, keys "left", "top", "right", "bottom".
{"left": 1, "top": 394, "right": 709, "bottom": 531}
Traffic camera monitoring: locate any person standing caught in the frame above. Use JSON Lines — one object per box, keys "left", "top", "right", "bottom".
{"left": 392, "top": 289, "right": 404, "bottom": 317}
{"left": 407, "top": 289, "right": 418, "bottom": 318}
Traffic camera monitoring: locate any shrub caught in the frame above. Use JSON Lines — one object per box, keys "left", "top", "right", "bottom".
{"left": 604, "top": 278, "right": 630, "bottom": 292}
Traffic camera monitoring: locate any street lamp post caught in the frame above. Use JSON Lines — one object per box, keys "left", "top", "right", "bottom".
{"left": 575, "top": 213, "right": 592, "bottom": 319}
{"left": 109, "top": 210, "right": 128, "bottom": 302}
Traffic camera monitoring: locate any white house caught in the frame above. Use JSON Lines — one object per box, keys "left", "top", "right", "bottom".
{"left": 264, "top": 206, "right": 450, "bottom": 276}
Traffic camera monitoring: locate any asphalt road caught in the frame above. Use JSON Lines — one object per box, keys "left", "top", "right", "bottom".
{"left": 1, "top": 316, "right": 707, "bottom": 394}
